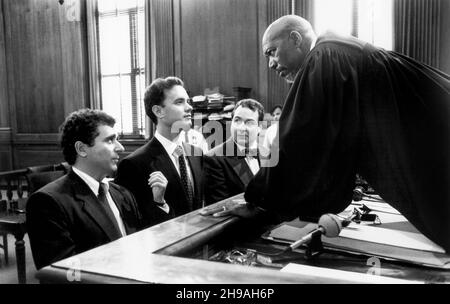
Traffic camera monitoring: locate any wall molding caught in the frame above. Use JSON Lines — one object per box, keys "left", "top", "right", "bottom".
{"left": 0, "top": 127, "right": 12, "bottom": 142}
{"left": 13, "top": 133, "right": 60, "bottom": 144}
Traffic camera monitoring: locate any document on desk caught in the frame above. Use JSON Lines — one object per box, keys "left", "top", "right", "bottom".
{"left": 262, "top": 200, "right": 450, "bottom": 269}
{"left": 332, "top": 223, "right": 445, "bottom": 253}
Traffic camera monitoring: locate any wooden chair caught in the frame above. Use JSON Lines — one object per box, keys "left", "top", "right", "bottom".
{"left": 26, "top": 162, "right": 69, "bottom": 195}
{"left": 0, "top": 169, "right": 27, "bottom": 267}
{"left": 1, "top": 163, "right": 68, "bottom": 279}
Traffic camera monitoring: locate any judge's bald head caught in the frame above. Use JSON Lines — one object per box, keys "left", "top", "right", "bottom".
{"left": 262, "top": 15, "right": 316, "bottom": 83}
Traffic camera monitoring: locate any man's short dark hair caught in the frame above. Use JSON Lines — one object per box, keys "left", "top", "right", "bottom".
{"left": 232, "top": 99, "right": 265, "bottom": 121}
{"left": 60, "top": 108, "right": 116, "bottom": 165}
{"left": 144, "top": 76, "right": 185, "bottom": 124}
{"left": 271, "top": 104, "right": 283, "bottom": 115}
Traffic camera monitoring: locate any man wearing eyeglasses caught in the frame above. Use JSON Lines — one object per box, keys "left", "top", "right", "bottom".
{"left": 204, "top": 99, "right": 266, "bottom": 204}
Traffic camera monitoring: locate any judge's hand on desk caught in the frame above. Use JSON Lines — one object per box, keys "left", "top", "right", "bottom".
{"left": 199, "top": 200, "right": 263, "bottom": 218}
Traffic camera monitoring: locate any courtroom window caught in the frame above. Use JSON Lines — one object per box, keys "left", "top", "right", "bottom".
{"left": 314, "top": 0, "right": 393, "bottom": 50}
{"left": 97, "top": 0, "right": 146, "bottom": 136}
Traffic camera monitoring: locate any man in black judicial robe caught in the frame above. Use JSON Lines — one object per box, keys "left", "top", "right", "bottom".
{"left": 200, "top": 15, "right": 450, "bottom": 252}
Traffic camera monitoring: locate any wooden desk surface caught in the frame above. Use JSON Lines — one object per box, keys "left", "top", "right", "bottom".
{"left": 36, "top": 195, "right": 448, "bottom": 284}
{"left": 0, "top": 210, "right": 25, "bottom": 221}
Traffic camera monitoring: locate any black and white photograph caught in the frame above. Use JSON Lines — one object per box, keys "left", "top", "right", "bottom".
{"left": 0, "top": 0, "right": 449, "bottom": 290}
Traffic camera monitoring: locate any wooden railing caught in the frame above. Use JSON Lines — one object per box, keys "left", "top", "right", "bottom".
{"left": 1, "top": 164, "right": 68, "bottom": 283}
{"left": 0, "top": 162, "right": 70, "bottom": 212}
{"left": 0, "top": 169, "right": 28, "bottom": 212}
{"left": 0, "top": 168, "right": 29, "bottom": 283}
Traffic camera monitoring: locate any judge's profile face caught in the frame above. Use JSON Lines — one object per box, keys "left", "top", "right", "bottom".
{"left": 263, "top": 31, "right": 304, "bottom": 83}
{"left": 159, "top": 85, "right": 193, "bottom": 133}
{"left": 230, "top": 105, "right": 260, "bottom": 148}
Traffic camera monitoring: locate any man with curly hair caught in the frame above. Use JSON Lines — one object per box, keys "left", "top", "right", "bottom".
{"left": 27, "top": 109, "right": 142, "bottom": 269}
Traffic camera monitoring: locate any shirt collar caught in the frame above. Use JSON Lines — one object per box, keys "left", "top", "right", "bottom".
{"left": 235, "top": 140, "right": 258, "bottom": 153}
{"left": 155, "top": 131, "right": 184, "bottom": 156}
{"left": 72, "top": 166, "right": 109, "bottom": 196}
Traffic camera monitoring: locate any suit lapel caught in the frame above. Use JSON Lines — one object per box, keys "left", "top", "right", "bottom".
{"left": 68, "top": 171, "right": 121, "bottom": 241}
{"left": 224, "top": 140, "right": 254, "bottom": 187}
{"left": 109, "top": 185, "right": 126, "bottom": 213}
{"left": 109, "top": 185, "right": 133, "bottom": 234}
{"left": 227, "top": 157, "right": 254, "bottom": 187}
{"left": 149, "top": 138, "right": 186, "bottom": 200}
{"left": 149, "top": 138, "right": 203, "bottom": 211}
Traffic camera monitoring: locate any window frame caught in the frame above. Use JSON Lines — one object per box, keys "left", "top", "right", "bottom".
{"left": 86, "top": 0, "right": 148, "bottom": 139}
{"left": 312, "top": 0, "right": 393, "bottom": 51}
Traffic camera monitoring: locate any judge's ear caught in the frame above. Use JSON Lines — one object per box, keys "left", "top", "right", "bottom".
{"left": 74, "top": 141, "right": 88, "bottom": 158}
{"left": 289, "top": 31, "right": 303, "bottom": 47}
{"left": 152, "top": 105, "right": 165, "bottom": 120}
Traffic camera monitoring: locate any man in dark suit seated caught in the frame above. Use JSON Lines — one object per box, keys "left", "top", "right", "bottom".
{"left": 26, "top": 109, "right": 142, "bottom": 270}
{"left": 204, "top": 99, "right": 265, "bottom": 204}
{"left": 115, "top": 76, "right": 204, "bottom": 227}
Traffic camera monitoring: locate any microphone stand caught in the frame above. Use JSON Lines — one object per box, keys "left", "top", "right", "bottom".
{"left": 304, "top": 232, "right": 324, "bottom": 259}
{"left": 262, "top": 212, "right": 358, "bottom": 263}
{"left": 286, "top": 226, "right": 325, "bottom": 260}
{"left": 301, "top": 212, "right": 358, "bottom": 260}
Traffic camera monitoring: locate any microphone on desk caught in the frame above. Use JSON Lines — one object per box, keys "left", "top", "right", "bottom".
{"left": 288, "top": 213, "right": 344, "bottom": 252}
{"left": 353, "top": 186, "right": 365, "bottom": 201}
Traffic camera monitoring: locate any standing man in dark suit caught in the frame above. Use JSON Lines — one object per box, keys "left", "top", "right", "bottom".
{"left": 204, "top": 99, "right": 265, "bottom": 204}
{"left": 115, "top": 76, "right": 204, "bottom": 227}
{"left": 26, "top": 109, "right": 142, "bottom": 270}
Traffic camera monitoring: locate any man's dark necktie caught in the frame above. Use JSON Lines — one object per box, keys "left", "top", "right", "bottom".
{"left": 174, "top": 145, "right": 194, "bottom": 210}
{"left": 98, "top": 182, "right": 123, "bottom": 239}
{"left": 244, "top": 148, "right": 259, "bottom": 158}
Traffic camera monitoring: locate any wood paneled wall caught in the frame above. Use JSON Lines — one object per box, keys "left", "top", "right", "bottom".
{"left": 151, "top": 0, "right": 176, "bottom": 77}
{"left": 0, "top": 0, "right": 89, "bottom": 171}
{"left": 265, "top": 0, "right": 291, "bottom": 111}
{"left": 439, "top": 0, "right": 450, "bottom": 75}
{"left": 153, "top": 0, "right": 292, "bottom": 113}
{"left": 0, "top": 0, "right": 12, "bottom": 171}
{"left": 179, "top": 0, "right": 261, "bottom": 98}
{"left": 0, "top": 0, "right": 8, "bottom": 128}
